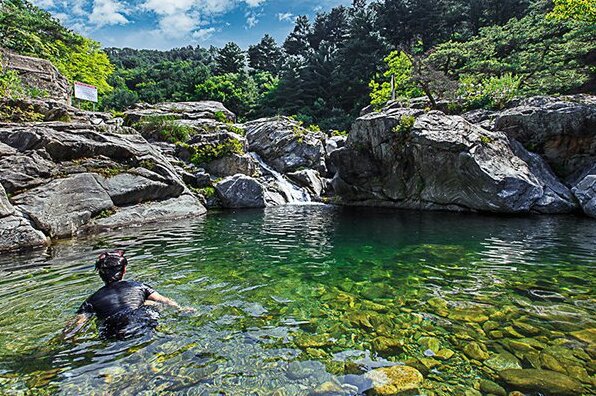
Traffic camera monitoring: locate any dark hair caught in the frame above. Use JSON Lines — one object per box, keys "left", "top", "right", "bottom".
{"left": 96, "top": 250, "right": 128, "bottom": 284}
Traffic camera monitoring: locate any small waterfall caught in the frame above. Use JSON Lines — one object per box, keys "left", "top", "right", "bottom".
{"left": 249, "top": 152, "right": 312, "bottom": 203}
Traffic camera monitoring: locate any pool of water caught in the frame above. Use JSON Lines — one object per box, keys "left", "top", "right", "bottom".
{"left": 0, "top": 206, "right": 594, "bottom": 395}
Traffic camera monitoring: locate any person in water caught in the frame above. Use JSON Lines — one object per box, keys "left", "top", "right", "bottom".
{"left": 65, "top": 250, "right": 184, "bottom": 339}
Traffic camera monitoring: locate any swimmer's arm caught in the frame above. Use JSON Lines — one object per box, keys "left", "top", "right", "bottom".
{"left": 146, "top": 292, "right": 181, "bottom": 309}
{"left": 63, "top": 313, "right": 91, "bottom": 339}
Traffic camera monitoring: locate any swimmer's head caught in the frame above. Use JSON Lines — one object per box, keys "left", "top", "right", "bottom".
{"left": 95, "top": 250, "right": 127, "bottom": 284}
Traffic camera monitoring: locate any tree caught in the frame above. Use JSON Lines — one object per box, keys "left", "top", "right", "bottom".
{"left": 215, "top": 42, "right": 246, "bottom": 74}
{"left": 548, "top": 0, "right": 596, "bottom": 23}
{"left": 369, "top": 51, "right": 424, "bottom": 108}
{"left": 0, "top": 0, "right": 114, "bottom": 94}
{"left": 284, "top": 16, "right": 312, "bottom": 57}
{"left": 195, "top": 73, "right": 257, "bottom": 116}
{"left": 428, "top": 11, "right": 596, "bottom": 95}
{"left": 248, "top": 34, "right": 283, "bottom": 75}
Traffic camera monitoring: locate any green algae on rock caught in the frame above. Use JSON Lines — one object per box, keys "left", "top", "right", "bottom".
{"left": 499, "top": 369, "right": 583, "bottom": 396}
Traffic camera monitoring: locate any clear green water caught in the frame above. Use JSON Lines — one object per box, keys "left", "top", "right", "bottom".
{"left": 0, "top": 206, "right": 594, "bottom": 395}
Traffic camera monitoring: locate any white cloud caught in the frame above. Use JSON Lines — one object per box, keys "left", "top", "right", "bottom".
{"left": 31, "top": 0, "right": 55, "bottom": 8}
{"left": 243, "top": 0, "right": 264, "bottom": 6}
{"left": 192, "top": 27, "right": 217, "bottom": 41}
{"left": 277, "top": 12, "right": 294, "bottom": 22}
{"left": 245, "top": 10, "right": 259, "bottom": 28}
{"left": 158, "top": 13, "right": 198, "bottom": 38}
{"left": 89, "top": 0, "right": 128, "bottom": 27}
{"left": 142, "top": 0, "right": 195, "bottom": 15}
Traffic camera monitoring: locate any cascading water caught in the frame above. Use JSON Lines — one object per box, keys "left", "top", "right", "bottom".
{"left": 249, "top": 152, "right": 312, "bottom": 204}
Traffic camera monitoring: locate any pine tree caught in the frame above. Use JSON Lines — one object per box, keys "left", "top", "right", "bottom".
{"left": 248, "top": 34, "right": 283, "bottom": 75}
{"left": 215, "top": 42, "right": 246, "bottom": 74}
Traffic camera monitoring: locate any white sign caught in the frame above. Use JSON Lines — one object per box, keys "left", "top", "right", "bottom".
{"left": 74, "top": 81, "right": 98, "bottom": 103}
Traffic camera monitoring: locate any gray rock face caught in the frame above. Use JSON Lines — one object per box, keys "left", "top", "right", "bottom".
{"left": 0, "top": 213, "right": 50, "bottom": 252}
{"left": 1, "top": 49, "right": 70, "bottom": 104}
{"left": 571, "top": 164, "right": 596, "bottom": 218}
{"left": 96, "top": 169, "right": 184, "bottom": 206}
{"left": 83, "top": 194, "right": 206, "bottom": 233}
{"left": 493, "top": 95, "right": 596, "bottom": 179}
{"left": 215, "top": 174, "right": 268, "bottom": 208}
{"left": 206, "top": 153, "right": 259, "bottom": 177}
{"left": 287, "top": 169, "right": 326, "bottom": 196}
{"left": 0, "top": 184, "right": 14, "bottom": 217}
{"left": 332, "top": 108, "right": 578, "bottom": 214}
{"left": 0, "top": 121, "right": 207, "bottom": 251}
{"left": 245, "top": 117, "right": 327, "bottom": 174}
{"left": 12, "top": 173, "right": 114, "bottom": 238}
{"left": 124, "top": 101, "right": 236, "bottom": 124}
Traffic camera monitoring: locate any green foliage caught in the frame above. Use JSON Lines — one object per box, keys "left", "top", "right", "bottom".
{"left": 198, "top": 186, "right": 216, "bottom": 199}
{"left": 96, "top": 208, "right": 116, "bottom": 219}
{"left": 369, "top": 51, "right": 424, "bottom": 109}
{"left": 392, "top": 115, "right": 416, "bottom": 134}
{"left": 0, "top": 0, "right": 114, "bottom": 94}
{"left": 214, "top": 111, "right": 228, "bottom": 123}
{"left": 0, "top": 99, "right": 44, "bottom": 122}
{"left": 216, "top": 42, "right": 246, "bottom": 75}
{"left": 182, "top": 139, "right": 245, "bottom": 166}
{"left": 548, "top": 0, "right": 596, "bottom": 23}
{"left": 479, "top": 135, "right": 493, "bottom": 145}
{"left": 458, "top": 73, "right": 522, "bottom": 110}
{"left": 90, "top": 166, "right": 125, "bottom": 178}
{"left": 102, "top": 87, "right": 138, "bottom": 111}
{"left": 135, "top": 115, "right": 194, "bottom": 143}
{"left": 429, "top": 11, "right": 595, "bottom": 96}
{"left": 195, "top": 73, "right": 258, "bottom": 117}
{"left": 0, "top": 66, "right": 26, "bottom": 98}
{"left": 307, "top": 124, "right": 322, "bottom": 133}
{"left": 248, "top": 34, "right": 282, "bottom": 75}
{"left": 330, "top": 129, "right": 348, "bottom": 137}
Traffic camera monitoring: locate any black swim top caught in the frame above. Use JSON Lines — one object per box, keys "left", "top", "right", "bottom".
{"left": 77, "top": 280, "right": 156, "bottom": 320}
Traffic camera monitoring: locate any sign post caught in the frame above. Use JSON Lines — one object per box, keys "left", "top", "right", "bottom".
{"left": 73, "top": 81, "right": 98, "bottom": 110}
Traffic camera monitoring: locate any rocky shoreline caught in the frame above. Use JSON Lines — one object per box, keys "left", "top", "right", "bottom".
{"left": 1, "top": 93, "right": 594, "bottom": 253}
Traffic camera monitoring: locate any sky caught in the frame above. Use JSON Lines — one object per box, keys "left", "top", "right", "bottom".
{"left": 32, "top": 0, "right": 351, "bottom": 50}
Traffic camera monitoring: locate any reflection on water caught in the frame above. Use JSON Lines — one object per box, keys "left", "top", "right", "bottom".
{"left": 0, "top": 206, "right": 594, "bottom": 395}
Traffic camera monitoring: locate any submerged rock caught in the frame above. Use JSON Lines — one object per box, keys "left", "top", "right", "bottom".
{"left": 498, "top": 369, "right": 583, "bottom": 396}
{"left": 332, "top": 108, "right": 578, "bottom": 214}
{"left": 570, "top": 164, "right": 596, "bottom": 218}
{"left": 364, "top": 365, "right": 424, "bottom": 395}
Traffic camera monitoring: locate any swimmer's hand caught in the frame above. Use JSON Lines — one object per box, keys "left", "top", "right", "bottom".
{"left": 146, "top": 291, "right": 195, "bottom": 314}
{"left": 62, "top": 313, "right": 90, "bottom": 340}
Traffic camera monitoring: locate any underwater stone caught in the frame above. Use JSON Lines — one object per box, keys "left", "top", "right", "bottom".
{"left": 463, "top": 342, "right": 489, "bottom": 361}
{"left": 570, "top": 328, "right": 596, "bottom": 345}
{"left": 372, "top": 336, "right": 404, "bottom": 356}
{"left": 484, "top": 352, "right": 522, "bottom": 371}
{"left": 498, "top": 369, "right": 583, "bottom": 396}
{"left": 448, "top": 309, "right": 489, "bottom": 323}
{"left": 364, "top": 365, "right": 424, "bottom": 396}
{"left": 435, "top": 349, "right": 454, "bottom": 360}
{"left": 418, "top": 337, "right": 441, "bottom": 353}
{"left": 479, "top": 379, "right": 507, "bottom": 396}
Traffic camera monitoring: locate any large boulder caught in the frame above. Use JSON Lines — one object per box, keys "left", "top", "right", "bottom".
{"left": 332, "top": 108, "right": 578, "bottom": 214}
{"left": 493, "top": 95, "right": 596, "bottom": 180}
{"left": 571, "top": 164, "right": 596, "bottom": 218}
{"left": 206, "top": 153, "right": 260, "bottom": 178}
{"left": 82, "top": 194, "right": 206, "bottom": 234}
{"left": 498, "top": 369, "right": 583, "bottom": 396}
{"left": 95, "top": 168, "right": 184, "bottom": 206}
{"left": 11, "top": 173, "right": 114, "bottom": 238}
{"left": 214, "top": 174, "right": 268, "bottom": 208}
{"left": 0, "top": 212, "right": 50, "bottom": 252}
{"left": 244, "top": 117, "right": 327, "bottom": 174}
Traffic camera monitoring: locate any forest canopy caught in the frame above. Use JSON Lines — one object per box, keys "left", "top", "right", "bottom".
{"left": 0, "top": 0, "right": 594, "bottom": 128}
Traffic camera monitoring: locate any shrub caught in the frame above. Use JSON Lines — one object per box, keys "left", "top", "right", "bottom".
{"left": 135, "top": 115, "right": 194, "bottom": 143}
{"left": 182, "top": 139, "right": 245, "bottom": 166}
{"left": 214, "top": 111, "right": 228, "bottom": 123}
{"left": 331, "top": 130, "right": 348, "bottom": 137}
{"left": 459, "top": 73, "right": 521, "bottom": 110}
{"left": 0, "top": 66, "right": 26, "bottom": 99}
{"left": 392, "top": 115, "right": 416, "bottom": 134}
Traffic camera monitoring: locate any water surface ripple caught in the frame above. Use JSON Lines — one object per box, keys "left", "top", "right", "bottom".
{"left": 0, "top": 206, "right": 594, "bottom": 395}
